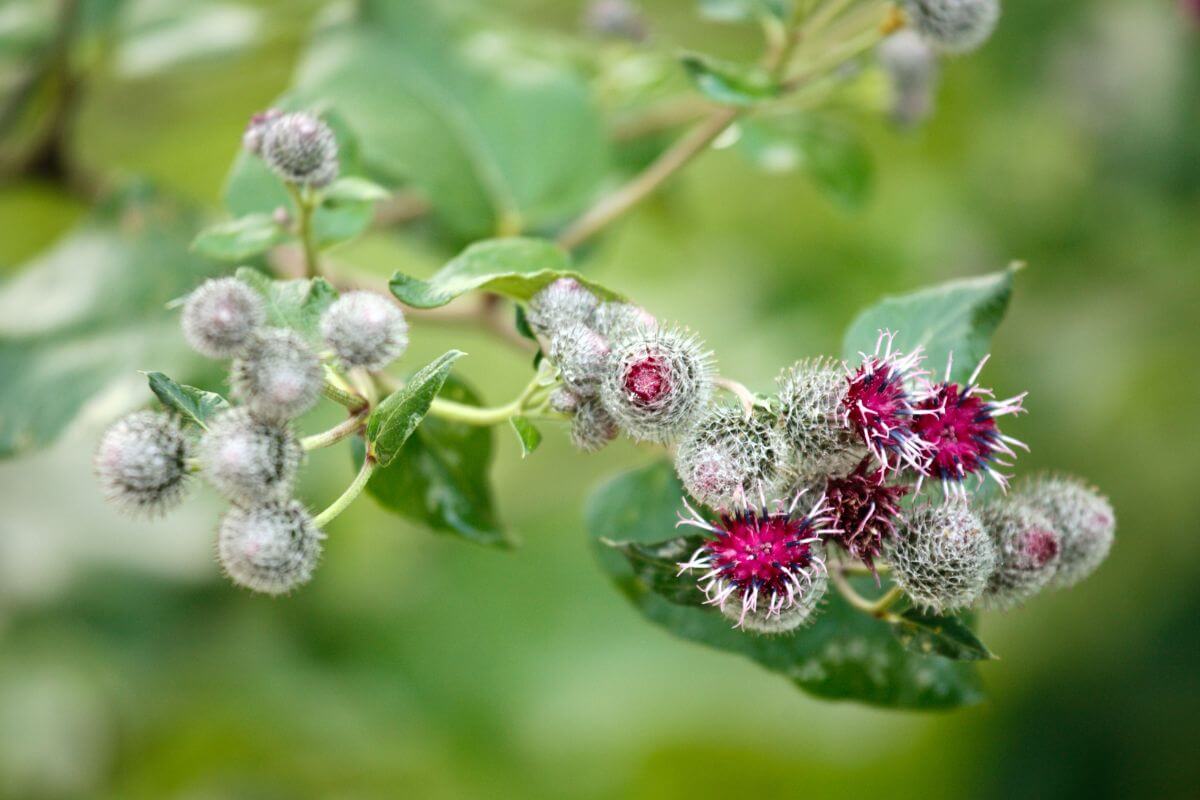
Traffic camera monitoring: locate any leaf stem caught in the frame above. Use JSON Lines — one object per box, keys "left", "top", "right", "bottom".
{"left": 313, "top": 455, "right": 376, "bottom": 528}
{"left": 301, "top": 412, "right": 368, "bottom": 451}
{"left": 322, "top": 371, "right": 368, "bottom": 413}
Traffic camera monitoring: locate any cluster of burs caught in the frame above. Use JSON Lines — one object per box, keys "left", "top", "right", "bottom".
{"left": 94, "top": 276, "right": 408, "bottom": 594}
{"left": 528, "top": 276, "right": 1114, "bottom": 634}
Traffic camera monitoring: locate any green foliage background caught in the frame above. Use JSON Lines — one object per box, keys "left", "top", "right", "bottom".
{"left": 1, "top": 0, "right": 1198, "bottom": 797}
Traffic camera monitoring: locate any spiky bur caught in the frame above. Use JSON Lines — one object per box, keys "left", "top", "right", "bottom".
{"left": 676, "top": 493, "right": 835, "bottom": 634}
{"left": 904, "top": 0, "right": 1000, "bottom": 54}
{"left": 885, "top": 501, "right": 997, "bottom": 614}
{"left": 591, "top": 301, "right": 657, "bottom": 344}
{"left": 217, "top": 500, "right": 323, "bottom": 595}
{"left": 549, "top": 322, "right": 610, "bottom": 396}
{"left": 198, "top": 408, "right": 302, "bottom": 506}
{"left": 320, "top": 291, "right": 408, "bottom": 370}
{"left": 1015, "top": 474, "right": 1114, "bottom": 589}
{"left": 95, "top": 411, "right": 192, "bottom": 516}
{"left": 548, "top": 387, "right": 580, "bottom": 415}
{"left": 181, "top": 277, "right": 266, "bottom": 359}
{"left": 230, "top": 328, "right": 323, "bottom": 421}
{"left": 261, "top": 111, "right": 338, "bottom": 188}
{"left": 878, "top": 29, "right": 938, "bottom": 127}
{"left": 570, "top": 397, "right": 619, "bottom": 453}
{"left": 242, "top": 108, "right": 282, "bottom": 155}
{"left": 599, "top": 325, "right": 715, "bottom": 444}
{"left": 840, "top": 331, "right": 931, "bottom": 474}
{"left": 525, "top": 278, "right": 599, "bottom": 339}
{"left": 911, "top": 355, "right": 1027, "bottom": 498}
{"left": 674, "top": 406, "right": 794, "bottom": 510}
{"left": 777, "top": 358, "right": 868, "bottom": 483}
{"left": 978, "top": 500, "right": 1061, "bottom": 610}
{"left": 822, "top": 459, "right": 910, "bottom": 572}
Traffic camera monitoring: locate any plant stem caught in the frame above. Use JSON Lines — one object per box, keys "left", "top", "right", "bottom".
{"left": 830, "top": 564, "right": 905, "bottom": 620}
{"left": 322, "top": 375, "right": 368, "bottom": 413}
{"left": 313, "top": 456, "right": 375, "bottom": 528}
{"left": 301, "top": 412, "right": 367, "bottom": 451}
{"left": 425, "top": 373, "right": 547, "bottom": 426}
{"left": 715, "top": 377, "right": 758, "bottom": 418}
{"left": 287, "top": 183, "right": 321, "bottom": 279}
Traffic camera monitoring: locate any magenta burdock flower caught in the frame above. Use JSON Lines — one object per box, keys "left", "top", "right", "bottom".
{"left": 676, "top": 492, "right": 836, "bottom": 634}
{"left": 822, "top": 459, "right": 910, "bottom": 572}
{"left": 912, "top": 354, "right": 1027, "bottom": 498}
{"left": 840, "top": 330, "right": 931, "bottom": 474}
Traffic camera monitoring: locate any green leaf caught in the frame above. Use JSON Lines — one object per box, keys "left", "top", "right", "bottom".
{"left": 234, "top": 267, "right": 338, "bottom": 345}
{"left": 190, "top": 213, "right": 290, "bottom": 261}
{"left": 508, "top": 415, "right": 542, "bottom": 458}
{"left": 390, "top": 237, "right": 622, "bottom": 309}
{"left": 681, "top": 53, "right": 780, "bottom": 107}
{"left": 322, "top": 176, "right": 391, "bottom": 204}
{"left": 143, "top": 371, "right": 229, "bottom": 429}
{"left": 738, "top": 117, "right": 874, "bottom": 209}
{"left": 698, "top": 0, "right": 792, "bottom": 22}
{"left": 0, "top": 187, "right": 220, "bottom": 457}
{"left": 366, "top": 350, "right": 464, "bottom": 467}
{"left": 588, "top": 461, "right": 985, "bottom": 709}
{"left": 355, "top": 375, "right": 508, "bottom": 547}
{"left": 842, "top": 265, "right": 1019, "bottom": 384}
{"left": 891, "top": 608, "right": 997, "bottom": 661}
{"left": 236, "top": 0, "right": 608, "bottom": 244}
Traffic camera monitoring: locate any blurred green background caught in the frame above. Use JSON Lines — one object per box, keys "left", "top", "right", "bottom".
{"left": 1, "top": 0, "right": 1198, "bottom": 797}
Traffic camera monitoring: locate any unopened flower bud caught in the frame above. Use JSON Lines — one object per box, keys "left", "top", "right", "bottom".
{"left": 591, "top": 301, "right": 657, "bottom": 344}
{"left": 674, "top": 406, "right": 793, "bottom": 509}
{"left": 599, "top": 325, "right": 715, "bottom": 443}
{"left": 978, "top": 499, "right": 1061, "bottom": 610}
{"left": 548, "top": 387, "right": 580, "bottom": 415}
{"left": 550, "top": 322, "right": 610, "bottom": 396}
{"left": 95, "top": 411, "right": 192, "bottom": 516}
{"left": 526, "top": 278, "right": 598, "bottom": 338}
{"left": 1014, "top": 473, "right": 1114, "bottom": 589}
{"left": 904, "top": 0, "right": 1000, "bottom": 54}
{"left": 261, "top": 111, "right": 339, "bottom": 188}
{"left": 570, "top": 397, "right": 619, "bottom": 453}
{"left": 242, "top": 108, "right": 282, "bottom": 155}
{"left": 320, "top": 291, "right": 409, "bottom": 370}
{"left": 199, "top": 408, "right": 302, "bottom": 505}
{"left": 181, "top": 277, "right": 266, "bottom": 358}
{"left": 217, "top": 500, "right": 323, "bottom": 595}
{"left": 777, "top": 358, "right": 869, "bottom": 482}
{"left": 231, "top": 328, "right": 323, "bottom": 421}
{"left": 886, "top": 501, "right": 997, "bottom": 614}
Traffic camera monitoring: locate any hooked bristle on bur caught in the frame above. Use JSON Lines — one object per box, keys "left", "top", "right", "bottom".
{"left": 886, "top": 500, "right": 997, "bottom": 614}
{"left": 776, "top": 357, "right": 868, "bottom": 482}
{"left": 674, "top": 405, "right": 794, "bottom": 510}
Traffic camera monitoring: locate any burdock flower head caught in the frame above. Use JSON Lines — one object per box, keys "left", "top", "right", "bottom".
{"left": 261, "top": 111, "right": 339, "bottom": 188}
{"left": 1014, "top": 473, "right": 1114, "bottom": 589}
{"left": 886, "top": 500, "right": 997, "bottom": 614}
{"left": 777, "top": 357, "right": 868, "bottom": 482}
{"left": 822, "top": 459, "right": 910, "bottom": 572}
{"left": 840, "top": 330, "right": 931, "bottom": 474}
{"left": 674, "top": 405, "right": 794, "bottom": 510}
{"left": 95, "top": 411, "right": 193, "bottom": 516}
{"left": 676, "top": 491, "right": 836, "bottom": 634}
{"left": 912, "top": 354, "right": 1027, "bottom": 498}
{"left": 979, "top": 499, "right": 1061, "bottom": 610}
{"left": 526, "top": 278, "right": 599, "bottom": 338}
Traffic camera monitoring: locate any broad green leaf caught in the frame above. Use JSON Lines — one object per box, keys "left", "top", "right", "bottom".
{"left": 355, "top": 375, "right": 508, "bottom": 547}
{"left": 322, "top": 176, "right": 391, "bottom": 204}
{"left": 892, "top": 608, "right": 997, "bottom": 661}
{"left": 842, "top": 265, "right": 1018, "bottom": 384}
{"left": 390, "top": 237, "right": 622, "bottom": 309}
{"left": 508, "top": 415, "right": 542, "bottom": 458}
{"left": 681, "top": 53, "right": 780, "bottom": 107}
{"left": 738, "top": 117, "right": 874, "bottom": 209}
{"left": 367, "top": 350, "right": 464, "bottom": 467}
{"left": 698, "top": 0, "right": 792, "bottom": 22}
{"left": 234, "top": 267, "right": 337, "bottom": 345}
{"left": 144, "top": 371, "right": 229, "bottom": 429}
{"left": 190, "top": 213, "right": 290, "bottom": 261}
{"left": 588, "top": 461, "right": 985, "bottom": 709}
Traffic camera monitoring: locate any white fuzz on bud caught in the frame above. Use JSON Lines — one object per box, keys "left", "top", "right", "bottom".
{"left": 599, "top": 325, "right": 715, "bottom": 444}
{"left": 978, "top": 500, "right": 1061, "bottom": 610}
{"left": 242, "top": 108, "right": 282, "bottom": 155}
{"left": 549, "top": 322, "right": 610, "bottom": 396}
{"left": 181, "top": 277, "right": 266, "bottom": 359}
{"left": 583, "top": 0, "right": 648, "bottom": 42}
{"left": 904, "top": 0, "right": 1000, "bottom": 54}
{"left": 95, "top": 411, "right": 192, "bottom": 516}
{"left": 526, "top": 278, "right": 599, "bottom": 338}
{"left": 217, "top": 500, "right": 324, "bottom": 595}
{"left": 886, "top": 501, "right": 997, "bottom": 614}
{"left": 674, "top": 406, "right": 794, "bottom": 509}
{"left": 320, "top": 291, "right": 408, "bottom": 370}
{"left": 719, "top": 568, "right": 828, "bottom": 635}
{"left": 261, "top": 111, "right": 339, "bottom": 188}
{"left": 878, "top": 30, "right": 939, "bottom": 127}
{"left": 548, "top": 387, "right": 580, "bottom": 415}
{"left": 776, "top": 358, "right": 867, "bottom": 482}
{"left": 570, "top": 397, "right": 619, "bottom": 453}
{"left": 590, "top": 301, "right": 657, "bottom": 344}
{"left": 199, "top": 408, "right": 302, "bottom": 506}
{"left": 231, "top": 328, "right": 323, "bottom": 421}
{"left": 1014, "top": 474, "right": 1114, "bottom": 590}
